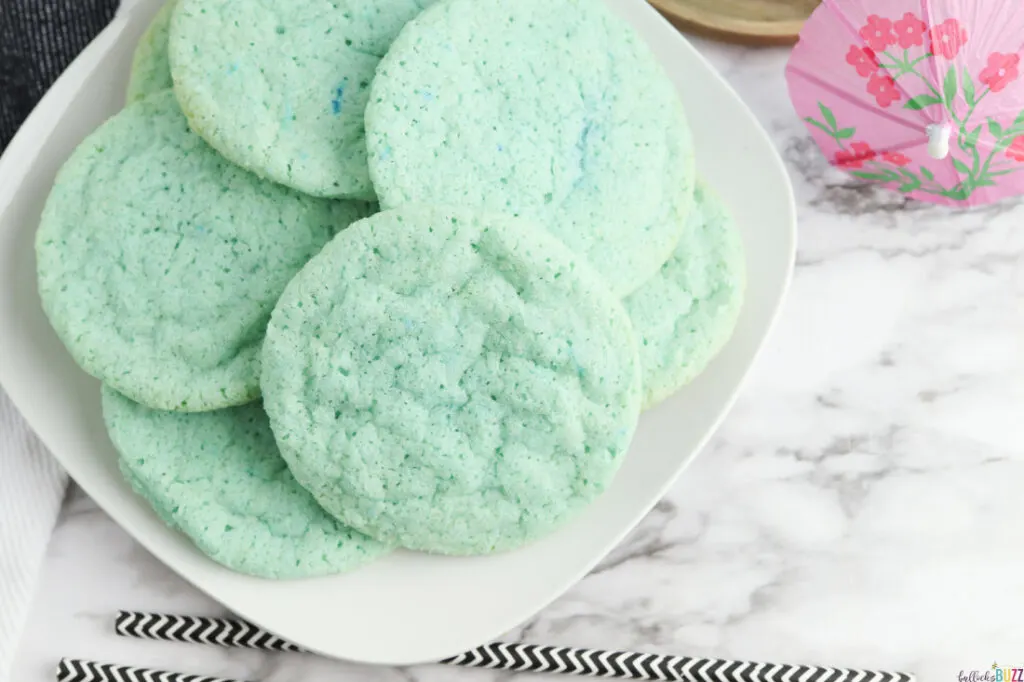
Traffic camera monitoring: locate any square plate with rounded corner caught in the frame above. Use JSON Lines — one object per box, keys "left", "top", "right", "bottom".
{"left": 0, "top": 0, "right": 795, "bottom": 666}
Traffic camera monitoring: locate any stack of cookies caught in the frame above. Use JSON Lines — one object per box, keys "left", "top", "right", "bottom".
{"left": 36, "top": 0, "right": 745, "bottom": 578}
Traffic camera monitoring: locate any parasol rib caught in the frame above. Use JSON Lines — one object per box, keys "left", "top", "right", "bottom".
{"left": 788, "top": 64, "right": 928, "bottom": 135}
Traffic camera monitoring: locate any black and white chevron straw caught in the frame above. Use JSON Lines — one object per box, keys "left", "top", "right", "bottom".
{"left": 115, "top": 611, "right": 302, "bottom": 653}
{"left": 57, "top": 658, "right": 247, "bottom": 682}
{"left": 110, "top": 611, "right": 915, "bottom": 682}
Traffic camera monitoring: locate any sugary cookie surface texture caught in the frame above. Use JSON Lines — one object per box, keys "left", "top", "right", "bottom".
{"left": 366, "top": 0, "right": 695, "bottom": 295}
{"left": 169, "top": 0, "right": 437, "bottom": 199}
{"left": 624, "top": 183, "right": 746, "bottom": 408}
{"left": 126, "top": 0, "right": 178, "bottom": 102}
{"left": 261, "top": 205, "right": 642, "bottom": 555}
{"left": 36, "top": 90, "right": 371, "bottom": 412}
{"left": 103, "top": 387, "right": 391, "bottom": 578}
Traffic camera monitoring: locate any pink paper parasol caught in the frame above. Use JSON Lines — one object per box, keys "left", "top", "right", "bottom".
{"left": 786, "top": 0, "right": 1024, "bottom": 206}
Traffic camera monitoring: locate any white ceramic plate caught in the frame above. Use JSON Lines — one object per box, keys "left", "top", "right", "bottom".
{"left": 0, "top": 0, "right": 795, "bottom": 666}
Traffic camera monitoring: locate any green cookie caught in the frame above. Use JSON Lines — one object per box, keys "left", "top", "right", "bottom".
{"left": 262, "top": 205, "right": 642, "bottom": 555}
{"left": 624, "top": 184, "right": 746, "bottom": 409}
{"left": 126, "top": 0, "right": 177, "bottom": 103}
{"left": 168, "top": 0, "right": 437, "bottom": 200}
{"left": 103, "top": 386, "right": 391, "bottom": 579}
{"left": 366, "top": 0, "right": 695, "bottom": 295}
{"left": 36, "top": 90, "right": 372, "bottom": 412}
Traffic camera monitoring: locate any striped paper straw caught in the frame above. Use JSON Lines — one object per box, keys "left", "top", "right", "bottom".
{"left": 114, "top": 611, "right": 915, "bottom": 682}
{"left": 57, "top": 659, "right": 247, "bottom": 682}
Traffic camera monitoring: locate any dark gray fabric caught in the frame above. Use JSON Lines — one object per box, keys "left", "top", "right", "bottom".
{"left": 0, "top": 0, "right": 119, "bottom": 151}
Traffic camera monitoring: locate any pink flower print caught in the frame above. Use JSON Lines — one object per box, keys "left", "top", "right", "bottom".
{"left": 929, "top": 19, "right": 968, "bottom": 59}
{"left": 979, "top": 52, "right": 1021, "bottom": 93}
{"left": 859, "top": 15, "right": 897, "bottom": 52}
{"left": 883, "top": 151, "right": 912, "bottom": 166}
{"left": 893, "top": 12, "right": 928, "bottom": 49}
{"left": 846, "top": 45, "right": 880, "bottom": 77}
{"left": 1007, "top": 136, "right": 1024, "bottom": 162}
{"left": 835, "top": 142, "right": 877, "bottom": 168}
{"left": 868, "top": 73, "right": 902, "bottom": 108}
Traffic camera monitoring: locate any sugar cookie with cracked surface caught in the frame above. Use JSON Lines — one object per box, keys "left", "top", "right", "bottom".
{"left": 103, "top": 386, "right": 391, "bottom": 578}
{"left": 624, "top": 183, "right": 745, "bottom": 409}
{"left": 126, "top": 0, "right": 178, "bottom": 103}
{"left": 169, "top": 0, "right": 437, "bottom": 200}
{"left": 36, "top": 90, "right": 372, "bottom": 413}
{"left": 366, "top": 0, "right": 695, "bottom": 295}
{"left": 261, "top": 204, "right": 642, "bottom": 555}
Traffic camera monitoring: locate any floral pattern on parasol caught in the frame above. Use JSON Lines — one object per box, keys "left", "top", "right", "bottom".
{"left": 787, "top": 0, "right": 1024, "bottom": 206}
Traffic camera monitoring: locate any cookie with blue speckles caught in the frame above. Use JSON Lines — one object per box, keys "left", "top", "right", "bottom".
{"left": 103, "top": 386, "right": 391, "bottom": 578}
{"left": 366, "top": 0, "right": 695, "bottom": 296}
{"left": 36, "top": 90, "right": 372, "bottom": 412}
{"left": 624, "top": 183, "right": 745, "bottom": 409}
{"left": 126, "top": 0, "right": 178, "bottom": 103}
{"left": 169, "top": 0, "right": 437, "bottom": 200}
{"left": 261, "top": 204, "right": 642, "bottom": 555}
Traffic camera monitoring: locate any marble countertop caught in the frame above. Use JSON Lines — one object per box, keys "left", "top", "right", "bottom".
{"left": 11, "top": 38, "right": 1024, "bottom": 682}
